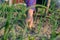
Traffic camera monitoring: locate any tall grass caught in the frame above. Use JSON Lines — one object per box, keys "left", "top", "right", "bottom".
{"left": 0, "top": 0, "right": 60, "bottom": 40}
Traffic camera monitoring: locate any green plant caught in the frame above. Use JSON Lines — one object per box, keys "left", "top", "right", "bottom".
{"left": 0, "top": 0, "right": 60, "bottom": 40}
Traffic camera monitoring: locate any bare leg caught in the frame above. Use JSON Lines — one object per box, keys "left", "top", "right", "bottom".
{"left": 26, "top": 9, "right": 34, "bottom": 29}
{"left": 25, "top": 0, "right": 36, "bottom": 29}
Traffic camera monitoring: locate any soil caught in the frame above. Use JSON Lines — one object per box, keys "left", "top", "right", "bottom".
{"left": 0, "top": 16, "right": 60, "bottom": 40}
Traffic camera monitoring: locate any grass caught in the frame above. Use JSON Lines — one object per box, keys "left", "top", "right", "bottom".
{"left": 0, "top": 0, "right": 60, "bottom": 40}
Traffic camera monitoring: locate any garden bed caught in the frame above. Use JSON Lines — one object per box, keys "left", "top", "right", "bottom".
{"left": 0, "top": 3, "right": 60, "bottom": 40}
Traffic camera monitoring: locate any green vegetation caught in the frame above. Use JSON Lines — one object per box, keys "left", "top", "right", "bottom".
{"left": 0, "top": 0, "right": 60, "bottom": 40}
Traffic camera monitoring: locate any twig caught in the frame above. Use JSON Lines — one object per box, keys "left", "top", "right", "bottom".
{"left": 46, "top": 0, "right": 51, "bottom": 14}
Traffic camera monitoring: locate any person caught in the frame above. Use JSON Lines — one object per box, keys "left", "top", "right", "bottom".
{"left": 25, "top": 0, "right": 49, "bottom": 29}
{"left": 25, "top": 0, "right": 36, "bottom": 29}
